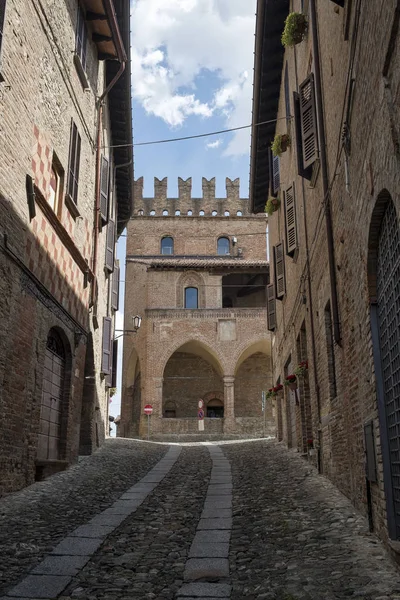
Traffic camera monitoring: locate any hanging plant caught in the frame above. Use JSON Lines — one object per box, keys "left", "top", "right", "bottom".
{"left": 264, "top": 196, "right": 281, "bottom": 216}
{"left": 281, "top": 12, "right": 308, "bottom": 47}
{"left": 109, "top": 387, "right": 117, "bottom": 398}
{"left": 266, "top": 387, "right": 277, "bottom": 400}
{"left": 294, "top": 360, "right": 309, "bottom": 378}
{"left": 271, "top": 133, "right": 291, "bottom": 157}
{"left": 284, "top": 374, "right": 298, "bottom": 390}
{"left": 273, "top": 384, "right": 284, "bottom": 395}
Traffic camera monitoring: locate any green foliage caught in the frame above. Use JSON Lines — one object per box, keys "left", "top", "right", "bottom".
{"left": 109, "top": 387, "right": 117, "bottom": 397}
{"left": 271, "top": 133, "right": 290, "bottom": 157}
{"left": 264, "top": 197, "right": 280, "bottom": 216}
{"left": 281, "top": 12, "right": 307, "bottom": 47}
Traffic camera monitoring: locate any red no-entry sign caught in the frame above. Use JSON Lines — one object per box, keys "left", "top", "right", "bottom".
{"left": 144, "top": 404, "right": 153, "bottom": 415}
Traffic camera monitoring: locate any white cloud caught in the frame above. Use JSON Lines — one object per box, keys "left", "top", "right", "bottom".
{"left": 131, "top": 0, "right": 256, "bottom": 155}
{"left": 206, "top": 138, "right": 223, "bottom": 149}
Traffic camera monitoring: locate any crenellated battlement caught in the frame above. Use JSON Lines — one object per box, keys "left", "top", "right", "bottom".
{"left": 132, "top": 177, "right": 250, "bottom": 217}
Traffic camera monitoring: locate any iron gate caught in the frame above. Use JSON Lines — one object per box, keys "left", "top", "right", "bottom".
{"left": 377, "top": 200, "right": 400, "bottom": 539}
{"left": 37, "top": 331, "right": 65, "bottom": 461}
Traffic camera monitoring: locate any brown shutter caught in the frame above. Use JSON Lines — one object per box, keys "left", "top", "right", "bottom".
{"left": 111, "top": 339, "right": 118, "bottom": 388}
{"left": 105, "top": 218, "right": 115, "bottom": 272}
{"left": 272, "top": 155, "right": 280, "bottom": 194}
{"left": 284, "top": 184, "right": 298, "bottom": 256}
{"left": 293, "top": 92, "right": 312, "bottom": 181}
{"left": 111, "top": 263, "right": 119, "bottom": 310}
{"left": 67, "top": 120, "right": 81, "bottom": 205}
{"left": 267, "top": 283, "right": 276, "bottom": 331}
{"left": 274, "top": 242, "right": 286, "bottom": 299}
{"left": 101, "top": 316, "right": 112, "bottom": 375}
{"left": 299, "top": 74, "right": 318, "bottom": 169}
{"left": 99, "top": 156, "right": 109, "bottom": 223}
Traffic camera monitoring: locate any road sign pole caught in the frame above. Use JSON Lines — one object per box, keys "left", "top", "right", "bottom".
{"left": 147, "top": 414, "right": 150, "bottom": 441}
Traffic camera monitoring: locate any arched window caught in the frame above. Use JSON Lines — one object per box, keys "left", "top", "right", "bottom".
{"left": 175, "top": 210, "right": 181, "bottom": 216}
{"left": 217, "top": 237, "right": 230, "bottom": 255}
{"left": 188, "top": 210, "right": 193, "bottom": 216}
{"left": 199, "top": 210, "right": 205, "bottom": 216}
{"left": 150, "top": 210, "right": 156, "bottom": 216}
{"left": 185, "top": 287, "right": 198, "bottom": 308}
{"left": 161, "top": 236, "right": 174, "bottom": 255}
{"left": 138, "top": 209, "right": 144, "bottom": 216}
{"left": 224, "top": 210, "right": 230, "bottom": 217}
{"left": 237, "top": 211, "right": 242, "bottom": 216}
{"left": 162, "top": 209, "right": 169, "bottom": 216}
{"left": 212, "top": 210, "right": 218, "bottom": 216}
{"left": 37, "top": 329, "right": 67, "bottom": 463}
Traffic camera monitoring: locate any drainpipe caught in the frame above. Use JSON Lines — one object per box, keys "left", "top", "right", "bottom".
{"left": 309, "top": 0, "right": 341, "bottom": 346}
{"left": 91, "top": 0, "right": 127, "bottom": 307}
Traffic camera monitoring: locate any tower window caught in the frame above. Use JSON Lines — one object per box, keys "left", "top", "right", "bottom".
{"left": 217, "top": 237, "right": 230, "bottom": 255}
{"left": 185, "top": 287, "right": 198, "bottom": 308}
{"left": 161, "top": 236, "right": 174, "bottom": 255}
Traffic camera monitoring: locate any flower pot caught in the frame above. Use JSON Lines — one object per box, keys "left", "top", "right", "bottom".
{"left": 309, "top": 448, "right": 316, "bottom": 457}
{"left": 271, "top": 198, "right": 279, "bottom": 206}
{"left": 289, "top": 381, "right": 298, "bottom": 391}
{"left": 280, "top": 134, "right": 290, "bottom": 153}
{"left": 291, "top": 16, "right": 308, "bottom": 44}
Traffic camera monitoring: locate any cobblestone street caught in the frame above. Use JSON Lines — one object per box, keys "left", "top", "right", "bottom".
{"left": 1, "top": 439, "right": 400, "bottom": 600}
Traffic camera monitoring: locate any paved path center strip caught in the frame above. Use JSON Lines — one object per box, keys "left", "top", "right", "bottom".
{"left": 178, "top": 445, "right": 232, "bottom": 600}
{"left": 3, "top": 446, "right": 182, "bottom": 600}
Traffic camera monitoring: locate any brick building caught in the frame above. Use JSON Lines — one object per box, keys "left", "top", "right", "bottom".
{"left": 120, "top": 177, "right": 274, "bottom": 440}
{"left": 0, "top": 0, "right": 133, "bottom": 493}
{"left": 250, "top": 0, "right": 400, "bottom": 548}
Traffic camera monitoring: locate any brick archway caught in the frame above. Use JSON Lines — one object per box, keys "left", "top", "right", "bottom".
{"left": 203, "top": 391, "right": 224, "bottom": 404}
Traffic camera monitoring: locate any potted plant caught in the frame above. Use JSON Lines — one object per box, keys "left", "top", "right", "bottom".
{"left": 264, "top": 196, "right": 281, "bottom": 216}
{"left": 294, "top": 360, "right": 308, "bottom": 379}
{"left": 281, "top": 12, "right": 308, "bottom": 47}
{"left": 271, "top": 133, "right": 291, "bottom": 157}
{"left": 307, "top": 438, "right": 316, "bottom": 456}
{"left": 284, "top": 374, "right": 298, "bottom": 390}
{"left": 266, "top": 387, "right": 276, "bottom": 400}
{"left": 109, "top": 387, "right": 117, "bottom": 398}
{"left": 273, "top": 384, "right": 284, "bottom": 396}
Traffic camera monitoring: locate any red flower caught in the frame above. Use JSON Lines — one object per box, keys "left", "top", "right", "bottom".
{"left": 286, "top": 374, "right": 296, "bottom": 382}
{"left": 274, "top": 384, "right": 283, "bottom": 392}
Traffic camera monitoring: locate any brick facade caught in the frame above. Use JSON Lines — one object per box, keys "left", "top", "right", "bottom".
{"left": 121, "top": 178, "right": 274, "bottom": 440}
{"left": 251, "top": 0, "right": 400, "bottom": 548}
{"left": 0, "top": 0, "right": 132, "bottom": 494}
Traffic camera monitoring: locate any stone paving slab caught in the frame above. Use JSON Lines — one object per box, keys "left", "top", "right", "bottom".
{"left": 69, "top": 524, "right": 116, "bottom": 538}
{"left": 184, "top": 558, "right": 230, "bottom": 580}
{"left": 198, "top": 518, "right": 232, "bottom": 530}
{"left": 31, "top": 555, "right": 90, "bottom": 576}
{"left": 194, "top": 530, "right": 231, "bottom": 544}
{"left": 51, "top": 536, "right": 103, "bottom": 556}
{"left": 5, "top": 574, "right": 71, "bottom": 598}
{"left": 178, "top": 582, "right": 232, "bottom": 597}
{"left": 203, "top": 497, "right": 232, "bottom": 509}
{"left": 206, "top": 488, "right": 232, "bottom": 496}
{"left": 88, "top": 512, "right": 127, "bottom": 527}
{"left": 201, "top": 507, "right": 232, "bottom": 519}
{"left": 189, "top": 542, "right": 230, "bottom": 558}
{"left": 207, "top": 484, "right": 232, "bottom": 491}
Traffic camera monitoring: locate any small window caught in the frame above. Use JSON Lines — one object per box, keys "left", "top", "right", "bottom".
{"left": 236, "top": 211, "right": 242, "bottom": 216}
{"left": 212, "top": 210, "right": 218, "bottom": 216}
{"left": 99, "top": 156, "right": 109, "bottom": 224}
{"left": 162, "top": 209, "right": 169, "bottom": 216}
{"left": 67, "top": 120, "right": 81, "bottom": 205}
{"left": 217, "top": 237, "right": 230, "bottom": 255}
{"left": 49, "top": 156, "right": 64, "bottom": 217}
{"left": 75, "top": 5, "right": 88, "bottom": 71}
{"left": 0, "top": 1, "right": 7, "bottom": 68}
{"left": 224, "top": 211, "right": 230, "bottom": 216}
{"left": 175, "top": 210, "right": 180, "bottom": 216}
{"left": 185, "top": 287, "right": 198, "bottom": 309}
{"left": 138, "top": 209, "right": 144, "bottom": 216}
{"left": 187, "top": 210, "right": 193, "bottom": 216}
{"left": 199, "top": 210, "right": 205, "bottom": 216}
{"left": 150, "top": 210, "right": 156, "bottom": 216}
{"left": 161, "top": 236, "right": 174, "bottom": 255}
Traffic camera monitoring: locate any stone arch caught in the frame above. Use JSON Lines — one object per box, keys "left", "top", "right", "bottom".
{"left": 367, "top": 189, "right": 400, "bottom": 540}
{"left": 176, "top": 270, "right": 206, "bottom": 308}
{"left": 161, "top": 339, "right": 224, "bottom": 379}
{"left": 123, "top": 346, "right": 142, "bottom": 436}
{"left": 233, "top": 339, "right": 272, "bottom": 418}
{"left": 162, "top": 341, "right": 224, "bottom": 419}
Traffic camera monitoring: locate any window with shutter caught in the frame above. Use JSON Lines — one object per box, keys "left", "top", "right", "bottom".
{"left": 75, "top": 5, "right": 88, "bottom": 71}
{"left": 101, "top": 317, "right": 112, "bottom": 375}
{"left": 67, "top": 120, "right": 81, "bottom": 205}
{"left": 272, "top": 155, "right": 280, "bottom": 195}
{"left": 293, "top": 92, "right": 312, "bottom": 181}
{"left": 284, "top": 63, "right": 290, "bottom": 120}
{"left": 111, "top": 340, "right": 118, "bottom": 388}
{"left": 111, "top": 263, "right": 119, "bottom": 310}
{"left": 267, "top": 283, "right": 276, "bottom": 331}
{"left": 100, "top": 156, "right": 109, "bottom": 224}
{"left": 299, "top": 74, "right": 318, "bottom": 169}
{"left": 284, "top": 184, "right": 298, "bottom": 256}
{"left": 105, "top": 218, "right": 115, "bottom": 272}
{"left": 274, "top": 242, "right": 286, "bottom": 299}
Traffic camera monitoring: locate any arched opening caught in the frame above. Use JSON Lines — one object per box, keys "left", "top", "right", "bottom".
{"left": 237, "top": 211, "right": 242, "bottom": 216}
{"left": 37, "top": 328, "right": 71, "bottom": 471}
{"left": 199, "top": 210, "right": 205, "bottom": 216}
{"left": 234, "top": 341, "right": 272, "bottom": 419}
{"left": 162, "top": 209, "right": 169, "bottom": 216}
{"left": 164, "top": 401, "right": 177, "bottom": 418}
{"left": 123, "top": 347, "right": 141, "bottom": 437}
{"left": 368, "top": 191, "right": 400, "bottom": 540}
{"left": 206, "top": 398, "right": 224, "bottom": 418}
{"left": 161, "top": 236, "right": 174, "bottom": 255}
{"left": 150, "top": 210, "right": 156, "bottom": 216}
{"left": 185, "top": 286, "right": 198, "bottom": 308}
{"left": 188, "top": 210, "right": 193, "bottom": 216}
{"left": 212, "top": 210, "right": 218, "bottom": 216}
{"left": 175, "top": 210, "right": 181, "bottom": 216}
{"left": 162, "top": 341, "right": 223, "bottom": 420}
{"left": 224, "top": 210, "right": 230, "bottom": 217}
{"left": 217, "top": 237, "right": 230, "bottom": 255}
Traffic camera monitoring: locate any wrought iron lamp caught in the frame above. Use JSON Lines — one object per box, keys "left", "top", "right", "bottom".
{"left": 114, "top": 315, "right": 142, "bottom": 339}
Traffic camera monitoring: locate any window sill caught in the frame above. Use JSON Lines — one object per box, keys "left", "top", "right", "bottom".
{"left": 65, "top": 193, "right": 81, "bottom": 220}
{"left": 73, "top": 52, "right": 90, "bottom": 92}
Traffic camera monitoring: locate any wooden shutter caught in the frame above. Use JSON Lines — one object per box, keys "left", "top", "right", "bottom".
{"left": 67, "top": 120, "right": 81, "bottom": 205}
{"left": 105, "top": 218, "right": 115, "bottom": 272}
{"left": 284, "top": 184, "right": 298, "bottom": 256}
{"left": 111, "top": 340, "right": 118, "bottom": 388}
{"left": 274, "top": 242, "right": 286, "bottom": 299}
{"left": 101, "top": 316, "right": 112, "bottom": 375}
{"left": 99, "top": 156, "right": 109, "bottom": 223}
{"left": 111, "top": 262, "right": 119, "bottom": 310}
{"left": 284, "top": 62, "right": 290, "bottom": 120}
{"left": 0, "top": 0, "right": 6, "bottom": 59}
{"left": 76, "top": 5, "right": 87, "bottom": 69}
{"left": 293, "top": 92, "right": 312, "bottom": 181}
{"left": 272, "top": 155, "right": 280, "bottom": 195}
{"left": 299, "top": 74, "right": 318, "bottom": 169}
{"left": 267, "top": 283, "right": 276, "bottom": 331}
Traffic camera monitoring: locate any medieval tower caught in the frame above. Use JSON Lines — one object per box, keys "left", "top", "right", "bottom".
{"left": 120, "top": 177, "right": 273, "bottom": 440}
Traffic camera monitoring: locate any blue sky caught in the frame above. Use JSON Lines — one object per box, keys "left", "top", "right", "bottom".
{"left": 109, "top": 0, "right": 257, "bottom": 425}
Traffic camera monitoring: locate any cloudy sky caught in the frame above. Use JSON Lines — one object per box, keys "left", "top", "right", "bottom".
{"left": 110, "top": 0, "right": 257, "bottom": 423}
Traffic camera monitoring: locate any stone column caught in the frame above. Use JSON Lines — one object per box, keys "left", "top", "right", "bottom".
{"left": 223, "top": 375, "right": 235, "bottom": 433}
{"left": 140, "top": 376, "right": 163, "bottom": 437}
